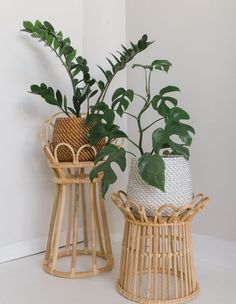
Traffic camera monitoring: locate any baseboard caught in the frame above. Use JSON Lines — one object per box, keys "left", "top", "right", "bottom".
{"left": 0, "top": 232, "right": 235, "bottom": 271}
{"left": 0, "top": 230, "right": 82, "bottom": 264}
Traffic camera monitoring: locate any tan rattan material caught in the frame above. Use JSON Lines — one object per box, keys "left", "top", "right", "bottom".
{"left": 50, "top": 114, "right": 104, "bottom": 162}
{"left": 40, "top": 119, "right": 113, "bottom": 278}
{"left": 112, "top": 191, "right": 209, "bottom": 304}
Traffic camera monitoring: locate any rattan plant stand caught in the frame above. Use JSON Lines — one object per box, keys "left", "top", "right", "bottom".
{"left": 112, "top": 191, "right": 209, "bottom": 304}
{"left": 40, "top": 116, "right": 113, "bottom": 278}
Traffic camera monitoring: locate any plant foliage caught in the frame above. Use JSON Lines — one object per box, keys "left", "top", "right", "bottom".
{"left": 89, "top": 56, "right": 195, "bottom": 196}
{"left": 22, "top": 20, "right": 152, "bottom": 117}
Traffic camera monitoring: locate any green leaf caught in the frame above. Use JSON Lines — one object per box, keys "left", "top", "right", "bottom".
{"left": 63, "top": 95, "right": 68, "bottom": 113}
{"left": 160, "top": 86, "right": 180, "bottom": 95}
{"left": 152, "top": 118, "right": 194, "bottom": 158}
{"left": 168, "top": 141, "right": 190, "bottom": 159}
{"left": 111, "top": 88, "right": 134, "bottom": 117}
{"left": 170, "top": 107, "right": 190, "bottom": 121}
{"left": 53, "top": 38, "right": 59, "bottom": 50}
{"left": 88, "top": 102, "right": 115, "bottom": 126}
{"left": 138, "top": 153, "right": 165, "bottom": 192}
{"left": 30, "top": 84, "right": 41, "bottom": 95}
{"left": 43, "top": 21, "right": 54, "bottom": 33}
{"left": 68, "top": 107, "right": 77, "bottom": 115}
{"left": 151, "top": 95, "right": 162, "bottom": 109}
{"left": 56, "top": 90, "right": 62, "bottom": 107}
{"left": 152, "top": 128, "right": 167, "bottom": 154}
{"left": 97, "top": 34, "right": 153, "bottom": 101}
{"left": 66, "top": 50, "right": 76, "bottom": 62}
{"left": 34, "top": 20, "right": 44, "bottom": 30}
{"left": 45, "top": 33, "right": 53, "bottom": 46}
{"left": 89, "top": 122, "right": 127, "bottom": 146}
{"left": 152, "top": 87, "right": 180, "bottom": 119}
{"left": 23, "top": 21, "right": 34, "bottom": 32}
{"left": 90, "top": 144, "right": 126, "bottom": 197}
{"left": 151, "top": 59, "right": 172, "bottom": 72}
{"left": 132, "top": 63, "right": 153, "bottom": 70}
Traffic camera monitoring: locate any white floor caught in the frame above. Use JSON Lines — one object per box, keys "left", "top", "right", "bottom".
{"left": 0, "top": 240, "right": 236, "bottom": 304}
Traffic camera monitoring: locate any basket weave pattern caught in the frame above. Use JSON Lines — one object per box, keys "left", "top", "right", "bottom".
{"left": 51, "top": 117, "right": 104, "bottom": 162}
{"left": 112, "top": 191, "right": 209, "bottom": 304}
{"left": 127, "top": 157, "right": 193, "bottom": 216}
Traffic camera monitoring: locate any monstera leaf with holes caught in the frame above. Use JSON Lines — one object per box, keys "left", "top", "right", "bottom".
{"left": 152, "top": 107, "right": 195, "bottom": 160}
{"left": 111, "top": 88, "right": 134, "bottom": 117}
{"left": 90, "top": 144, "right": 126, "bottom": 196}
{"left": 151, "top": 86, "right": 180, "bottom": 119}
{"left": 132, "top": 59, "right": 172, "bottom": 72}
{"left": 86, "top": 102, "right": 127, "bottom": 146}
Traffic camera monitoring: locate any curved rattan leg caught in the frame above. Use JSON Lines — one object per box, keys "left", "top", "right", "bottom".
{"left": 44, "top": 184, "right": 60, "bottom": 264}
{"left": 112, "top": 191, "right": 209, "bottom": 304}
{"left": 51, "top": 184, "right": 67, "bottom": 271}
{"left": 98, "top": 182, "right": 113, "bottom": 262}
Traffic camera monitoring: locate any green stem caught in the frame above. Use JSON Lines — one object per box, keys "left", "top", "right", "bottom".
{"left": 98, "top": 75, "right": 115, "bottom": 103}
{"left": 124, "top": 112, "right": 138, "bottom": 120}
{"left": 142, "top": 117, "right": 164, "bottom": 132}
{"left": 126, "top": 150, "right": 137, "bottom": 157}
{"left": 136, "top": 69, "right": 153, "bottom": 154}
{"left": 127, "top": 138, "right": 141, "bottom": 153}
{"left": 87, "top": 97, "right": 90, "bottom": 115}
{"left": 134, "top": 93, "right": 147, "bottom": 103}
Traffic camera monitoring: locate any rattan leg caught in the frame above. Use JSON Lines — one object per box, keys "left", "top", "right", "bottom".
{"left": 112, "top": 191, "right": 209, "bottom": 304}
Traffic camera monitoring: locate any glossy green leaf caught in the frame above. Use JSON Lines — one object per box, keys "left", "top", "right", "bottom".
{"left": 90, "top": 144, "right": 126, "bottom": 197}
{"left": 56, "top": 90, "right": 62, "bottom": 107}
{"left": 151, "top": 59, "right": 172, "bottom": 72}
{"left": 138, "top": 153, "right": 165, "bottom": 192}
{"left": 23, "top": 21, "right": 34, "bottom": 32}
{"left": 170, "top": 107, "right": 189, "bottom": 120}
{"left": 160, "top": 86, "right": 180, "bottom": 95}
{"left": 112, "top": 88, "right": 134, "bottom": 117}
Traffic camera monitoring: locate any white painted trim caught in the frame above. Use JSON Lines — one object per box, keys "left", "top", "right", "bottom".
{"left": 1, "top": 232, "right": 235, "bottom": 271}
{"left": 0, "top": 229, "right": 82, "bottom": 264}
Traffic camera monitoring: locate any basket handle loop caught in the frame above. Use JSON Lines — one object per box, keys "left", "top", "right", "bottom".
{"left": 54, "top": 143, "right": 76, "bottom": 163}
{"left": 76, "top": 144, "right": 97, "bottom": 163}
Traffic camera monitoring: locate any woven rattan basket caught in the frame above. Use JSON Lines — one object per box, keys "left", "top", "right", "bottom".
{"left": 51, "top": 117, "right": 104, "bottom": 162}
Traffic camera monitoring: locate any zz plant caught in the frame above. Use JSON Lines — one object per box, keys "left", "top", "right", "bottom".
{"left": 21, "top": 20, "right": 152, "bottom": 116}
{"left": 88, "top": 59, "right": 195, "bottom": 196}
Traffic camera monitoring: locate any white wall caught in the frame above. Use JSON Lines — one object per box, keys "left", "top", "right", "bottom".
{"left": 126, "top": 0, "right": 236, "bottom": 241}
{"left": 83, "top": 0, "right": 127, "bottom": 235}
{"left": 0, "top": 0, "right": 127, "bottom": 260}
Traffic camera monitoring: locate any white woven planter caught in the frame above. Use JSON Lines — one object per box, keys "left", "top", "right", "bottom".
{"left": 127, "top": 156, "right": 193, "bottom": 216}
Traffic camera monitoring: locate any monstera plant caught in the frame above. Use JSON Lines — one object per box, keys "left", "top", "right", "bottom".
{"left": 21, "top": 20, "right": 152, "bottom": 162}
{"left": 88, "top": 57, "right": 195, "bottom": 200}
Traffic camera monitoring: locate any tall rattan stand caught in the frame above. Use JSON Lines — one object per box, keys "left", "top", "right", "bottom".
{"left": 41, "top": 117, "right": 113, "bottom": 278}
{"left": 112, "top": 191, "right": 209, "bottom": 304}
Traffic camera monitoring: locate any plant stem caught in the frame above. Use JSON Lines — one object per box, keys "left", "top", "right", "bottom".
{"left": 135, "top": 69, "right": 153, "bottom": 155}
{"left": 86, "top": 97, "right": 90, "bottom": 115}
{"left": 124, "top": 112, "right": 138, "bottom": 120}
{"left": 127, "top": 138, "right": 141, "bottom": 152}
{"left": 142, "top": 117, "right": 164, "bottom": 132}
{"left": 134, "top": 93, "right": 147, "bottom": 103}
{"left": 126, "top": 151, "right": 137, "bottom": 157}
